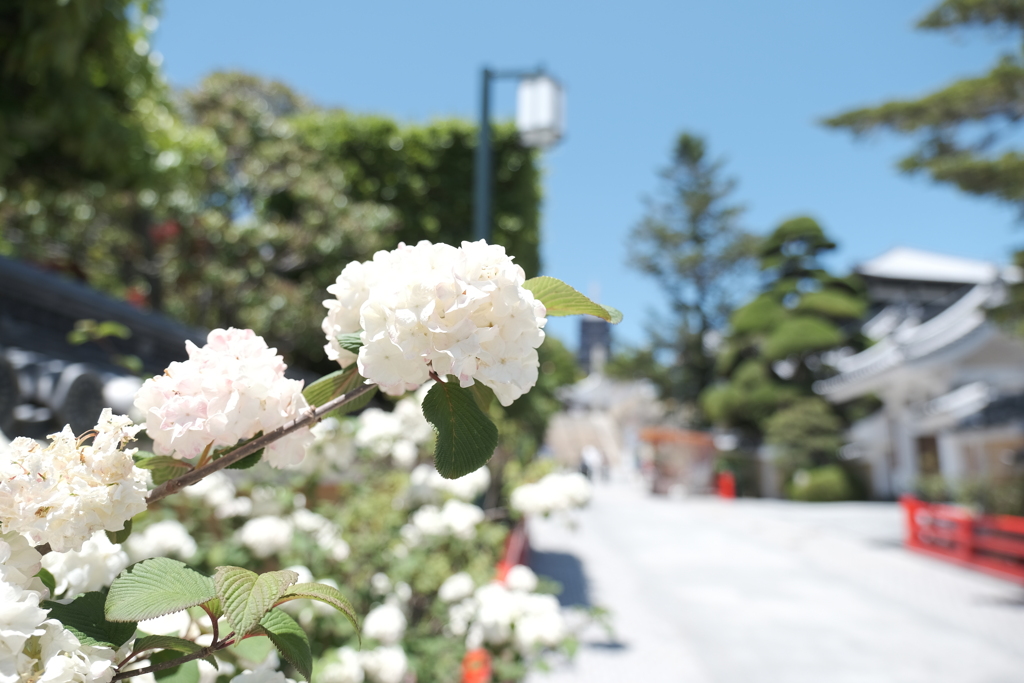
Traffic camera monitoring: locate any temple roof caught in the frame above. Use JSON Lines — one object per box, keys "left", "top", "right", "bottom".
{"left": 856, "top": 247, "right": 1020, "bottom": 284}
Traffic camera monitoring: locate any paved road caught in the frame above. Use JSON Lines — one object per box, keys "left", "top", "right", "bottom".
{"left": 526, "top": 476, "right": 1024, "bottom": 683}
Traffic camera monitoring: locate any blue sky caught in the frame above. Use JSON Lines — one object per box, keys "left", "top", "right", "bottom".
{"left": 155, "top": 0, "right": 1022, "bottom": 347}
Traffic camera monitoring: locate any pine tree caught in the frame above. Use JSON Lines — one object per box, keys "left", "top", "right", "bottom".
{"left": 627, "top": 132, "right": 759, "bottom": 415}
{"left": 825, "top": 0, "right": 1024, "bottom": 208}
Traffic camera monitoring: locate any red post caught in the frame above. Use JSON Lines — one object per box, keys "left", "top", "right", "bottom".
{"left": 462, "top": 648, "right": 492, "bottom": 683}
{"left": 717, "top": 471, "right": 736, "bottom": 499}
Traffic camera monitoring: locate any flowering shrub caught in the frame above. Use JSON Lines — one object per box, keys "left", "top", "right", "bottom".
{"left": 0, "top": 241, "right": 619, "bottom": 682}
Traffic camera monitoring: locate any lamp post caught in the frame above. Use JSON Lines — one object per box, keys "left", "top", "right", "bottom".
{"left": 473, "top": 67, "right": 565, "bottom": 242}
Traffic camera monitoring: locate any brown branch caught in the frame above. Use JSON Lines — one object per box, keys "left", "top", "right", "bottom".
{"left": 112, "top": 631, "right": 237, "bottom": 681}
{"left": 146, "top": 383, "right": 375, "bottom": 506}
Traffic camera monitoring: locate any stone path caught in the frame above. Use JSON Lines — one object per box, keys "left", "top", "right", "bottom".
{"left": 526, "top": 476, "right": 1024, "bottom": 683}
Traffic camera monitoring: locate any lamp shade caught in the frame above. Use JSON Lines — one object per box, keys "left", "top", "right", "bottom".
{"left": 515, "top": 75, "right": 564, "bottom": 149}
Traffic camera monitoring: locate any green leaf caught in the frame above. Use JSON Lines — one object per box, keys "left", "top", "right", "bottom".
{"left": 302, "top": 364, "right": 377, "bottom": 418}
{"left": 106, "top": 558, "right": 217, "bottom": 623}
{"left": 337, "top": 333, "right": 364, "bottom": 354}
{"left": 274, "top": 582, "right": 360, "bottom": 640}
{"left": 149, "top": 650, "right": 200, "bottom": 683}
{"left": 422, "top": 380, "right": 498, "bottom": 479}
{"left": 135, "top": 455, "right": 192, "bottom": 485}
{"left": 43, "top": 591, "right": 137, "bottom": 648}
{"left": 35, "top": 568, "right": 56, "bottom": 596}
{"left": 133, "top": 634, "right": 203, "bottom": 656}
{"left": 523, "top": 276, "right": 623, "bottom": 323}
{"left": 255, "top": 609, "right": 312, "bottom": 681}
{"left": 226, "top": 447, "right": 264, "bottom": 470}
{"left": 134, "top": 634, "right": 219, "bottom": 671}
{"left": 214, "top": 567, "right": 298, "bottom": 638}
{"left": 106, "top": 518, "right": 133, "bottom": 545}
{"left": 469, "top": 382, "right": 496, "bottom": 413}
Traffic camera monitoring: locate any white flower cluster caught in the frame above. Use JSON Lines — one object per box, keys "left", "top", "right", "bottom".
{"left": 236, "top": 515, "right": 293, "bottom": 559}
{"left": 362, "top": 603, "right": 406, "bottom": 645}
{"left": 306, "top": 417, "right": 356, "bottom": 474}
{"left": 0, "top": 410, "right": 149, "bottom": 552}
{"left": 0, "top": 532, "right": 124, "bottom": 682}
{"left": 404, "top": 500, "right": 485, "bottom": 544}
{"left": 291, "top": 508, "right": 350, "bottom": 562}
{"left": 354, "top": 388, "right": 433, "bottom": 469}
{"left": 319, "top": 645, "right": 407, "bottom": 683}
{"left": 235, "top": 509, "right": 349, "bottom": 562}
{"left": 322, "top": 240, "right": 547, "bottom": 406}
{"left": 134, "top": 328, "right": 313, "bottom": 468}
{"left": 182, "top": 471, "right": 253, "bottom": 519}
{"left": 510, "top": 472, "right": 593, "bottom": 517}
{"left": 442, "top": 565, "right": 567, "bottom": 653}
{"left": 125, "top": 519, "right": 198, "bottom": 563}
{"left": 409, "top": 463, "right": 491, "bottom": 503}
{"left": 41, "top": 531, "right": 130, "bottom": 600}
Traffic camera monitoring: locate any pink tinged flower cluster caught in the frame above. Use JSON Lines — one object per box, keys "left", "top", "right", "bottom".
{"left": 134, "top": 328, "right": 314, "bottom": 469}
{"left": 0, "top": 410, "right": 149, "bottom": 553}
{"left": 322, "top": 241, "right": 547, "bottom": 406}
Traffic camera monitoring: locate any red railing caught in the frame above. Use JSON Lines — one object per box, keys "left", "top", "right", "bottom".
{"left": 901, "top": 495, "right": 1024, "bottom": 584}
{"left": 462, "top": 519, "right": 530, "bottom": 683}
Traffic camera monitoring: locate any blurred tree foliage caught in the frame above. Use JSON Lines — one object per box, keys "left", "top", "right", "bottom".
{"left": 701, "top": 217, "right": 867, "bottom": 433}
{"left": 0, "top": 0, "right": 162, "bottom": 188}
{"left": 826, "top": 0, "right": 1024, "bottom": 207}
{"left": 764, "top": 397, "right": 844, "bottom": 475}
{"left": 1, "top": 67, "right": 543, "bottom": 373}
{"left": 627, "top": 132, "right": 759, "bottom": 417}
{"left": 294, "top": 113, "right": 542, "bottom": 279}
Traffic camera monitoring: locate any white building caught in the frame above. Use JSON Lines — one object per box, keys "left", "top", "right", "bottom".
{"left": 815, "top": 248, "right": 1024, "bottom": 499}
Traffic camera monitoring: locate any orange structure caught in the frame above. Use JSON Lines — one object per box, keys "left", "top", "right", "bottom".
{"left": 902, "top": 495, "right": 1024, "bottom": 584}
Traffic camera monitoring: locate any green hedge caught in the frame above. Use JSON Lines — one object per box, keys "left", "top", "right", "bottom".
{"left": 293, "top": 113, "right": 542, "bottom": 278}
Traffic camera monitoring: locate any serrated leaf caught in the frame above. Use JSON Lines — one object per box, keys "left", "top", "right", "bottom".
{"left": 274, "top": 582, "right": 360, "bottom": 640}
{"left": 523, "top": 276, "right": 623, "bottom": 323}
{"left": 422, "top": 380, "right": 498, "bottom": 479}
{"left": 302, "top": 364, "right": 377, "bottom": 418}
{"left": 337, "top": 333, "right": 364, "bottom": 354}
{"left": 226, "top": 447, "right": 264, "bottom": 470}
{"left": 133, "top": 634, "right": 203, "bottom": 656}
{"left": 135, "top": 455, "right": 192, "bottom": 485}
{"left": 202, "top": 598, "right": 223, "bottom": 619}
{"left": 256, "top": 609, "right": 312, "bottom": 681}
{"left": 214, "top": 567, "right": 298, "bottom": 638}
{"left": 106, "top": 518, "right": 133, "bottom": 545}
{"left": 35, "top": 568, "right": 56, "bottom": 596}
{"left": 469, "top": 382, "right": 496, "bottom": 413}
{"left": 43, "top": 591, "right": 137, "bottom": 647}
{"left": 149, "top": 650, "right": 200, "bottom": 683}
{"left": 106, "top": 558, "right": 216, "bottom": 623}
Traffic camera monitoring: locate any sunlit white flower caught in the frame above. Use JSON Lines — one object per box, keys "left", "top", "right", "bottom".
{"left": 0, "top": 532, "right": 42, "bottom": 592}
{"left": 42, "top": 531, "right": 130, "bottom": 599}
{"left": 134, "top": 328, "right": 314, "bottom": 468}
{"left": 229, "top": 669, "right": 296, "bottom": 683}
{"left": 237, "top": 516, "right": 293, "bottom": 558}
{"left": 0, "top": 410, "right": 149, "bottom": 552}
{"left": 504, "top": 564, "right": 538, "bottom": 593}
{"left": 438, "top": 572, "right": 475, "bottom": 603}
{"left": 359, "top": 646, "right": 407, "bottom": 683}
{"left": 362, "top": 604, "right": 406, "bottom": 646}
{"left": 320, "top": 646, "right": 364, "bottom": 683}
{"left": 510, "top": 472, "right": 592, "bottom": 516}
{"left": 125, "top": 519, "right": 198, "bottom": 563}
{"left": 409, "top": 464, "right": 490, "bottom": 502}
{"left": 322, "top": 241, "right": 546, "bottom": 406}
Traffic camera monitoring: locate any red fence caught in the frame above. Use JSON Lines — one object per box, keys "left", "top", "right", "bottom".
{"left": 901, "top": 495, "right": 1024, "bottom": 584}
{"left": 461, "top": 520, "right": 529, "bottom": 683}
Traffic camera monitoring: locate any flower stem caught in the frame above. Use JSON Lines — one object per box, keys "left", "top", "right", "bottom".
{"left": 146, "top": 383, "right": 375, "bottom": 506}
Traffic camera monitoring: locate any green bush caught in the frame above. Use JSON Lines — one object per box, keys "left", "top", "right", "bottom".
{"left": 786, "top": 464, "right": 854, "bottom": 502}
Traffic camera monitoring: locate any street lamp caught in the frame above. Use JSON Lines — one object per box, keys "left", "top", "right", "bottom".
{"left": 473, "top": 67, "right": 565, "bottom": 242}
